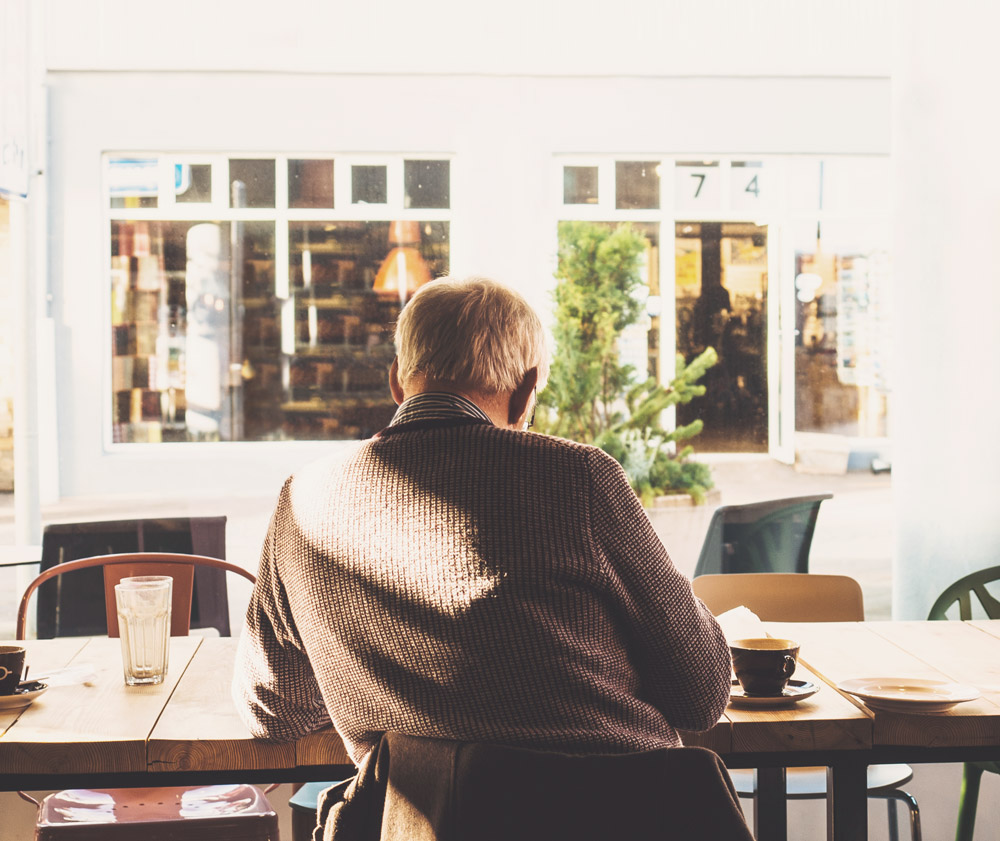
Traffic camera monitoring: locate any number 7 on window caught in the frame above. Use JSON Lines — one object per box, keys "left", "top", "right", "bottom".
{"left": 690, "top": 173, "right": 706, "bottom": 198}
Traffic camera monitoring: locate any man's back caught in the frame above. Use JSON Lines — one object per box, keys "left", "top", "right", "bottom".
{"left": 237, "top": 417, "right": 731, "bottom": 762}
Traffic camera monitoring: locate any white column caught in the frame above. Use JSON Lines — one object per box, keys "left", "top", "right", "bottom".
{"left": 891, "top": 1, "right": 1000, "bottom": 617}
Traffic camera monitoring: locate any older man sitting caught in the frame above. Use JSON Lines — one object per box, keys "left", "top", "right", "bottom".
{"left": 233, "top": 274, "right": 731, "bottom": 765}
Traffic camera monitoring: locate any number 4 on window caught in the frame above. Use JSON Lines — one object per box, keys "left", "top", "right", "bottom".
{"left": 745, "top": 175, "right": 760, "bottom": 198}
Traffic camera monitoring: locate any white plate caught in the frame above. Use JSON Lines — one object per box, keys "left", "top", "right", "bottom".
{"left": 729, "top": 679, "right": 820, "bottom": 708}
{"left": 0, "top": 682, "right": 48, "bottom": 711}
{"left": 837, "top": 677, "right": 980, "bottom": 714}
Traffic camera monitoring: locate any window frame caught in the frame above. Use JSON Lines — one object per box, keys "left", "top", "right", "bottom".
{"left": 102, "top": 150, "right": 453, "bottom": 451}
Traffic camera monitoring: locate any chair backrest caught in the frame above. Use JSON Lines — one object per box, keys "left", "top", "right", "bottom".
{"left": 17, "top": 552, "right": 256, "bottom": 640}
{"left": 928, "top": 565, "right": 1000, "bottom": 620}
{"left": 38, "top": 517, "right": 228, "bottom": 638}
{"left": 322, "top": 732, "right": 754, "bottom": 841}
{"left": 692, "top": 493, "right": 833, "bottom": 578}
{"left": 693, "top": 572, "right": 865, "bottom": 622}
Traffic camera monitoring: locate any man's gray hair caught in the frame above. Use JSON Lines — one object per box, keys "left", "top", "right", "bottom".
{"left": 395, "top": 276, "right": 549, "bottom": 393}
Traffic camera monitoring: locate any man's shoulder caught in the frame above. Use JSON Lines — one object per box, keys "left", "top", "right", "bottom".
{"left": 500, "top": 429, "right": 631, "bottom": 485}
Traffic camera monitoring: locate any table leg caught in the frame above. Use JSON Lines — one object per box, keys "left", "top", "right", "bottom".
{"left": 755, "top": 766, "right": 787, "bottom": 841}
{"left": 827, "top": 762, "right": 868, "bottom": 841}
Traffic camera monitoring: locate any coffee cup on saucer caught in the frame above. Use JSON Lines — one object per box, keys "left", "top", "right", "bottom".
{"left": 730, "top": 638, "right": 799, "bottom": 696}
{"left": 0, "top": 645, "right": 26, "bottom": 696}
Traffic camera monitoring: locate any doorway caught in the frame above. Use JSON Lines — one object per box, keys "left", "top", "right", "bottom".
{"left": 675, "top": 221, "right": 768, "bottom": 452}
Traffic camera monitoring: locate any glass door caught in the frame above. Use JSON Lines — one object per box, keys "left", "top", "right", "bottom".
{"left": 675, "top": 221, "right": 769, "bottom": 452}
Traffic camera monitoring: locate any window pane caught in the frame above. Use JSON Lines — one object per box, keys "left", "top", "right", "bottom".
{"left": 109, "top": 157, "right": 159, "bottom": 209}
{"left": 284, "top": 220, "right": 449, "bottom": 439}
{"left": 674, "top": 161, "right": 720, "bottom": 211}
{"left": 563, "top": 166, "right": 599, "bottom": 205}
{"left": 404, "top": 160, "right": 450, "bottom": 209}
{"left": 616, "top": 161, "right": 660, "bottom": 210}
{"left": 675, "top": 221, "right": 769, "bottom": 452}
{"left": 111, "top": 219, "right": 279, "bottom": 443}
{"left": 229, "top": 159, "right": 275, "bottom": 208}
{"left": 289, "top": 159, "right": 335, "bottom": 209}
{"left": 793, "top": 219, "right": 891, "bottom": 439}
{"left": 352, "top": 165, "right": 387, "bottom": 205}
{"left": 175, "top": 164, "right": 212, "bottom": 204}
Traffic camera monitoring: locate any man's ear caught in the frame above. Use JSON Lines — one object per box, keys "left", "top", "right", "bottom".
{"left": 389, "top": 357, "right": 405, "bottom": 405}
{"left": 508, "top": 367, "right": 539, "bottom": 427}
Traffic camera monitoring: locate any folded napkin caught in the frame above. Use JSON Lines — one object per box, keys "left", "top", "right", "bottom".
{"left": 715, "top": 605, "right": 767, "bottom": 644}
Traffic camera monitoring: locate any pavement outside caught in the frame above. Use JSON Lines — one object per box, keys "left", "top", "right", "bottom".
{"left": 2, "top": 457, "right": 998, "bottom": 840}
{"left": 0, "top": 454, "right": 895, "bottom": 629}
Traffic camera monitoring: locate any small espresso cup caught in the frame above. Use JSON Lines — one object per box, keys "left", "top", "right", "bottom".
{"left": 730, "top": 638, "right": 799, "bottom": 696}
{"left": 0, "top": 645, "right": 26, "bottom": 696}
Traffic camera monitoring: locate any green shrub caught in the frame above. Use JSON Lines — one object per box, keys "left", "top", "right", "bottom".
{"left": 538, "top": 220, "right": 718, "bottom": 503}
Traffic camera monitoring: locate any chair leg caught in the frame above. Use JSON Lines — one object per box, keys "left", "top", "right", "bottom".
{"left": 887, "top": 796, "right": 899, "bottom": 841}
{"left": 955, "top": 762, "right": 983, "bottom": 841}
{"left": 872, "top": 789, "right": 921, "bottom": 841}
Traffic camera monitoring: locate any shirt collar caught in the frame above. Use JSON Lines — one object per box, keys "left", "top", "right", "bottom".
{"left": 389, "top": 391, "right": 494, "bottom": 427}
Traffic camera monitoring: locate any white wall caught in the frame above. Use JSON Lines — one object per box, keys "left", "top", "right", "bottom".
{"left": 891, "top": 1, "right": 1000, "bottom": 618}
{"left": 44, "top": 0, "right": 890, "bottom": 77}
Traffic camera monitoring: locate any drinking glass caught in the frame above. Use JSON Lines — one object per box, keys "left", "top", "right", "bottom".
{"left": 115, "top": 575, "right": 172, "bottom": 686}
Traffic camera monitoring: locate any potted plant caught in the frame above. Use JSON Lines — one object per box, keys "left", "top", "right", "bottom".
{"left": 537, "top": 220, "right": 718, "bottom": 504}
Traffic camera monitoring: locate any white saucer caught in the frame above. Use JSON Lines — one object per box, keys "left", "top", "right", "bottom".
{"left": 729, "top": 679, "right": 820, "bottom": 708}
{"left": 0, "top": 682, "right": 48, "bottom": 711}
{"left": 837, "top": 677, "right": 980, "bottom": 714}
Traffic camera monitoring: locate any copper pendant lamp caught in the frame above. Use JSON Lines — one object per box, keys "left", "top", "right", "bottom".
{"left": 373, "top": 220, "right": 432, "bottom": 305}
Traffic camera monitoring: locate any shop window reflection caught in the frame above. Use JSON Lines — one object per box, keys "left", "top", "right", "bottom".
{"left": 675, "top": 221, "right": 768, "bottom": 453}
{"left": 228, "top": 159, "right": 275, "bottom": 209}
{"left": 175, "top": 165, "right": 212, "bottom": 204}
{"left": 352, "top": 166, "right": 387, "bottom": 205}
{"left": 563, "top": 166, "right": 599, "bottom": 205}
{"left": 793, "top": 221, "right": 890, "bottom": 439}
{"left": 404, "top": 160, "right": 449, "bottom": 209}
{"left": 615, "top": 161, "right": 660, "bottom": 210}
{"left": 288, "top": 159, "right": 334, "bottom": 209}
{"left": 107, "top": 153, "right": 452, "bottom": 445}
{"left": 109, "top": 216, "right": 448, "bottom": 444}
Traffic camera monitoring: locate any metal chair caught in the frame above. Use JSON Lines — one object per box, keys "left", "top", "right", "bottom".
{"left": 17, "top": 552, "right": 254, "bottom": 639}
{"left": 692, "top": 494, "right": 832, "bottom": 578}
{"left": 928, "top": 565, "right": 1000, "bottom": 841}
{"left": 15, "top": 552, "right": 276, "bottom": 841}
{"left": 36, "top": 517, "right": 230, "bottom": 638}
{"left": 693, "top": 573, "right": 921, "bottom": 841}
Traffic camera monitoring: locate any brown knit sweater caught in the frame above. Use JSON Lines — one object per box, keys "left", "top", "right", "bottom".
{"left": 233, "top": 418, "right": 731, "bottom": 764}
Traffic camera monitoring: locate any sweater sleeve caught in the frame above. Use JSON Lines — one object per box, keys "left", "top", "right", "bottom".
{"left": 586, "top": 448, "right": 732, "bottom": 733}
{"left": 232, "top": 488, "right": 333, "bottom": 742}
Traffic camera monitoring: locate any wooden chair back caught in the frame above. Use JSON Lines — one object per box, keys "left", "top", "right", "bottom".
{"left": 692, "top": 572, "right": 864, "bottom": 622}
{"left": 17, "top": 552, "right": 255, "bottom": 640}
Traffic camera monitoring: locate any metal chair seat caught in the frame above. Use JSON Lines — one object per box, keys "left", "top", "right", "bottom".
{"left": 33, "top": 785, "right": 278, "bottom": 841}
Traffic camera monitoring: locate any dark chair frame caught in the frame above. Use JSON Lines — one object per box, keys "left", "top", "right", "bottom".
{"left": 37, "top": 516, "right": 229, "bottom": 638}
{"left": 693, "top": 493, "right": 832, "bottom": 578}
{"left": 927, "top": 565, "right": 1000, "bottom": 841}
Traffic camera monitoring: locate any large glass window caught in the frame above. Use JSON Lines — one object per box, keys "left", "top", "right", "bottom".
{"left": 558, "top": 155, "right": 891, "bottom": 455}
{"left": 107, "top": 154, "right": 450, "bottom": 443}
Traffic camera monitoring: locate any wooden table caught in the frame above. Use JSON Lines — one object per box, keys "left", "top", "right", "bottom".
{"left": 0, "top": 636, "right": 352, "bottom": 791}
{"left": 3, "top": 623, "right": 1000, "bottom": 841}
{"left": 684, "top": 619, "right": 1000, "bottom": 841}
